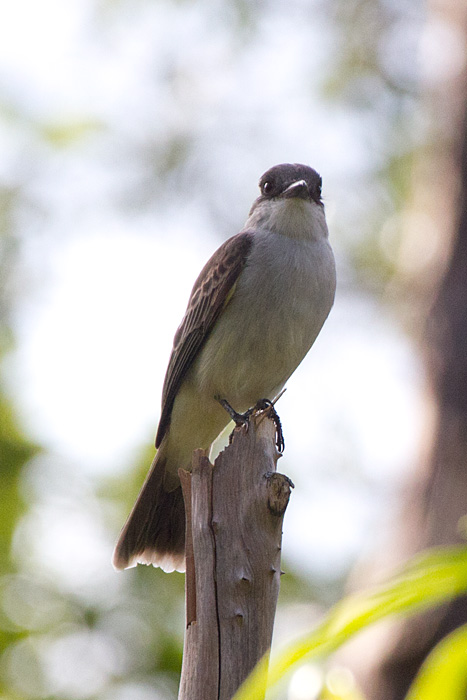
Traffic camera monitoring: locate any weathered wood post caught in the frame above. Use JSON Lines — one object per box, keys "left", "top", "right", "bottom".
{"left": 178, "top": 407, "right": 293, "bottom": 700}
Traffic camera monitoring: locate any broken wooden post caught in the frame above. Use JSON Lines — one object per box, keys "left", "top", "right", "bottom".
{"left": 178, "top": 408, "right": 293, "bottom": 700}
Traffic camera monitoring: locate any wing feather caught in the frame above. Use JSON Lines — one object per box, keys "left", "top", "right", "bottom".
{"left": 155, "top": 230, "right": 254, "bottom": 447}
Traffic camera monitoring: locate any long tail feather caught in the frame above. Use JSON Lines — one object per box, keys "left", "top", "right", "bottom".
{"left": 112, "top": 444, "right": 186, "bottom": 572}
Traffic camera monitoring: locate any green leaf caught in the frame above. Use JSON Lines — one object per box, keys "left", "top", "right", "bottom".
{"left": 405, "top": 623, "right": 467, "bottom": 700}
{"left": 232, "top": 546, "right": 467, "bottom": 700}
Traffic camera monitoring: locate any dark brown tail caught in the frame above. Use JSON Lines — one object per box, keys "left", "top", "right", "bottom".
{"left": 112, "top": 447, "right": 186, "bottom": 572}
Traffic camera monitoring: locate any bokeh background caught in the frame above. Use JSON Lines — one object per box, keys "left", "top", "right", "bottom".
{"left": 1, "top": 0, "right": 466, "bottom": 698}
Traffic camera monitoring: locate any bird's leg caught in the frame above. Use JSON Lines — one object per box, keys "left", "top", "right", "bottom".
{"left": 216, "top": 397, "right": 253, "bottom": 427}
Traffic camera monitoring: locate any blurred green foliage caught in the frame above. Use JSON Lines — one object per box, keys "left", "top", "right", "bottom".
{"left": 0, "top": 394, "right": 39, "bottom": 676}
{"left": 0, "top": 103, "right": 189, "bottom": 698}
{"left": 0, "top": 395, "right": 38, "bottom": 565}
{"left": 234, "top": 547, "right": 467, "bottom": 700}
{"left": 323, "top": 0, "right": 425, "bottom": 295}
{"left": 405, "top": 623, "right": 467, "bottom": 700}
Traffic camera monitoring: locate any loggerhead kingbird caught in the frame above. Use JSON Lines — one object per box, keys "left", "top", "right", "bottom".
{"left": 113, "top": 163, "right": 336, "bottom": 572}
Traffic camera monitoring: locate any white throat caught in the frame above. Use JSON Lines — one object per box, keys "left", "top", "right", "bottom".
{"left": 245, "top": 198, "right": 328, "bottom": 241}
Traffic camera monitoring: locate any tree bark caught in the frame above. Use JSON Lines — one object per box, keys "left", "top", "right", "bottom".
{"left": 178, "top": 409, "right": 293, "bottom": 700}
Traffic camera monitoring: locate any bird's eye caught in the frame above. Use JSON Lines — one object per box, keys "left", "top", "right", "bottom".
{"left": 262, "top": 181, "right": 274, "bottom": 195}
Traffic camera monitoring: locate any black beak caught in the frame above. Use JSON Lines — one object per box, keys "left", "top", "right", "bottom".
{"left": 282, "top": 179, "right": 310, "bottom": 200}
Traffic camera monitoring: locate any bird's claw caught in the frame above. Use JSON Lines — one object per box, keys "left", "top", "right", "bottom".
{"left": 216, "top": 396, "right": 285, "bottom": 453}
{"left": 254, "top": 399, "right": 285, "bottom": 453}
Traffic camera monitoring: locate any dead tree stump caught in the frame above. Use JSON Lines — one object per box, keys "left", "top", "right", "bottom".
{"left": 178, "top": 409, "right": 293, "bottom": 700}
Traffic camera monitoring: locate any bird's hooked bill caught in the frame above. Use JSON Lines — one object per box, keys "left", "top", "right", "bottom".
{"left": 283, "top": 179, "right": 309, "bottom": 199}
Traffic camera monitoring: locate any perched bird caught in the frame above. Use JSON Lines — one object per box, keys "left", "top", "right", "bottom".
{"left": 113, "top": 163, "right": 336, "bottom": 573}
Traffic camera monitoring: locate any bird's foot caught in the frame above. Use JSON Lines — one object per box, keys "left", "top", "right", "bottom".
{"left": 216, "top": 397, "right": 285, "bottom": 453}
{"left": 254, "top": 399, "right": 285, "bottom": 453}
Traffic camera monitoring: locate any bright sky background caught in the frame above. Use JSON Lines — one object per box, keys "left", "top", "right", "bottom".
{"left": 0, "top": 0, "right": 430, "bottom": 592}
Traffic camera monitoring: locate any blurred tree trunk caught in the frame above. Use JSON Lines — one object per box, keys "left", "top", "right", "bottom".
{"left": 354, "top": 3, "right": 467, "bottom": 698}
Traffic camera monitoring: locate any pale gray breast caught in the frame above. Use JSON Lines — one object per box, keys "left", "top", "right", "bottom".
{"left": 194, "top": 230, "right": 335, "bottom": 407}
{"left": 239, "top": 231, "right": 335, "bottom": 361}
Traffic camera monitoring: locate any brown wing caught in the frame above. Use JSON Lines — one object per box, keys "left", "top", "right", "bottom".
{"left": 155, "top": 230, "right": 254, "bottom": 447}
